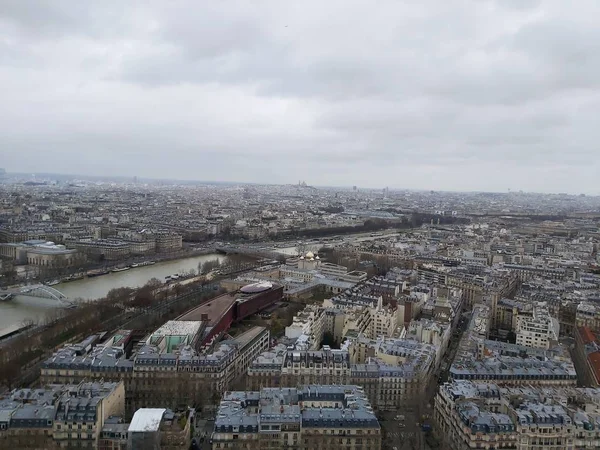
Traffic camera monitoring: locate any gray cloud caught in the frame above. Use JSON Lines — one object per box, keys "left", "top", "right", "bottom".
{"left": 1, "top": 0, "right": 599, "bottom": 193}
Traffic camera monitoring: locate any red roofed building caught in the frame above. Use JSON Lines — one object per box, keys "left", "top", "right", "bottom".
{"left": 575, "top": 326, "right": 600, "bottom": 386}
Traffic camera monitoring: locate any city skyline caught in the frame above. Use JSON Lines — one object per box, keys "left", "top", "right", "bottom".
{"left": 2, "top": 1, "right": 600, "bottom": 193}
{"left": 1, "top": 168, "right": 597, "bottom": 196}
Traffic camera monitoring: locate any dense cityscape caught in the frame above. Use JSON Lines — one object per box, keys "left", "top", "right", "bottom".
{"left": 2, "top": 1, "right": 600, "bottom": 449}
{"left": 1, "top": 169, "right": 600, "bottom": 449}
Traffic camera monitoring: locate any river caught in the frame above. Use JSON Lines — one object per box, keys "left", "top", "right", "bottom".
{"left": 0, "top": 232, "right": 399, "bottom": 330}
{"left": 0, "top": 253, "right": 228, "bottom": 330}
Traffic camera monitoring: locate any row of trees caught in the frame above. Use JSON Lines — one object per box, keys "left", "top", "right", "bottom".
{"left": 323, "top": 248, "right": 412, "bottom": 277}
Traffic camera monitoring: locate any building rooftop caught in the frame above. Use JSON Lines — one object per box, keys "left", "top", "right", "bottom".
{"left": 128, "top": 408, "right": 166, "bottom": 433}
{"left": 229, "top": 326, "right": 267, "bottom": 347}
{"left": 214, "top": 385, "right": 378, "bottom": 432}
{"left": 176, "top": 294, "right": 236, "bottom": 324}
{"left": 151, "top": 320, "right": 203, "bottom": 337}
{"left": 0, "top": 382, "right": 122, "bottom": 429}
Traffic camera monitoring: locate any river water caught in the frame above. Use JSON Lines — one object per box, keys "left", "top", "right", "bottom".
{"left": 0, "top": 253, "right": 228, "bottom": 330}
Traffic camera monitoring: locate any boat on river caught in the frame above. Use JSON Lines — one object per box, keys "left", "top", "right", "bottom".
{"left": 87, "top": 269, "right": 109, "bottom": 277}
{"left": 131, "top": 261, "right": 156, "bottom": 268}
{"left": 64, "top": 274, "right": 85, "bottom": 282}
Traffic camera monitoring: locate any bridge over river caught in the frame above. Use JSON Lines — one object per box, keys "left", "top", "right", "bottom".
{"left": 216, "top": 245, "right": 286, "bottom": 261}
{"left": 0, "top": 284, "right": 71, "bottom": 306}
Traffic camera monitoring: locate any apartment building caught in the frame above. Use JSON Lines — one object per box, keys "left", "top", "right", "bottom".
{"left": 285, "top": 297, "right": 399, "bottom": 351}
{"left": 574, "top": 327, "right": 600, "bottom": 387}
{"left": 154, "top": 233, "right": 182, "bottom": 253}
{"left": 577, "top": 302, "right": 600, "bottom": 332}
{"left": 515, "top": 302, "right": 559, "bottom": 349}
{"left": 280, "top": 347, "right": 352, "bottom": 387}
{"left": 368, "top": 297, "right": 398, "bottom": 339}
{"left": 0, "top": 381, "right": 125, "bottom": 449}
{"left": 435, "top": 380, "right": 600, "bottom": 450}
{"left": 504, "top": 263, "right": 566, "bottom": 282}
{"left": 40, "top": 326, "right": 269, "bottom": 415}
{"left": 211, "top": 385, "right": 381, "bottom": 450}
{"left": 451, "top": 304, "right": 576, "bottom": 386}
{"left": 435, "top": 382, "right": 517, "bottom": 450}
{"left": 72, "top": 239, "right": 132, "bottom": 261}
{"left": 248, "top": 337, "right": 435, "bottom": 411}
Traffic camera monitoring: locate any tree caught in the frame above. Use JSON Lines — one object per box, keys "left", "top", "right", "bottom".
{"left": 131, "top": 282, "right": 156, "bottom": 308}
{"left": 147, "top": 277, "right": 163, "bottom": 289}
{"left": 297, "top": 242, "right": 308, "bottom": 257}
{"left": 270, "top": 317, "right": 285, "bottom": 337}
{"left": 227, "top": 254, "right": 252, "bottom": 271}
{"left": 106, "top": 287, "right": 135, "bottom": 304}
{"left": 0, "top": 359, "right": 21, "bottom": 390}
{"left": 200, "top": 258, "right": 221, "bottom": 274}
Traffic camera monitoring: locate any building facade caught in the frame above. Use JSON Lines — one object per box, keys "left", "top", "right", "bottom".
{"left": 41, "top": 327, "right": 270, "bottom": 415}
{"left": 0, "top": 381, "right": 125, "bottom": 449}
{"left": 211, "top": 385, "right": 381, "bottom": 450}
{"left": 515, "top": 302, "right": 559, "bottom": 350}
{"left": 435, "top": 380, "right": 600, "bottom": 450}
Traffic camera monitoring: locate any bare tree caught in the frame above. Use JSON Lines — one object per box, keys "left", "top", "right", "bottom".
{"left": 200, "top": 258, "right": 221, "bottom": 274}
{"left": 146, "top": 277, "right": 163, "bottom": 290}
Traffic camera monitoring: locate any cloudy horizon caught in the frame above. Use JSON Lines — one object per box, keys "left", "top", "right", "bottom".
{"left": 2, "top": 1, "right": 599, "bottom": 194}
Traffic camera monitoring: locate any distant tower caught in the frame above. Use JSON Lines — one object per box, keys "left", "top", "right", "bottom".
{"left": 353, "top": 186, "right": 357, "bottom": 192}
{"left": 133, "top": 176, "right": 138, "bottom": 184}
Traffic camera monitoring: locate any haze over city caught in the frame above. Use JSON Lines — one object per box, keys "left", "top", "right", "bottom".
{"left": 2, "top": 0, "right": 600, "bottom": 193}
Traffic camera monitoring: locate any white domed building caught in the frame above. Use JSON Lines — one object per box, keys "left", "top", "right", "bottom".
{"left": 298, "top": 250, "right": 321, "bottom": 270}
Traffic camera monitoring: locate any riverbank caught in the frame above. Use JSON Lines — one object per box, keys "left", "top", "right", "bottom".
{"left": 36, "top": 246, "right": 218, "bottom": 286}
{"left": 0, "top": 252, "right": 230, "bottom": 329}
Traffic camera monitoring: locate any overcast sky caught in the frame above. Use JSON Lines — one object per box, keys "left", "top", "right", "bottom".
{"left": 2, "top": 1, "right": 599, "bottom": 193}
